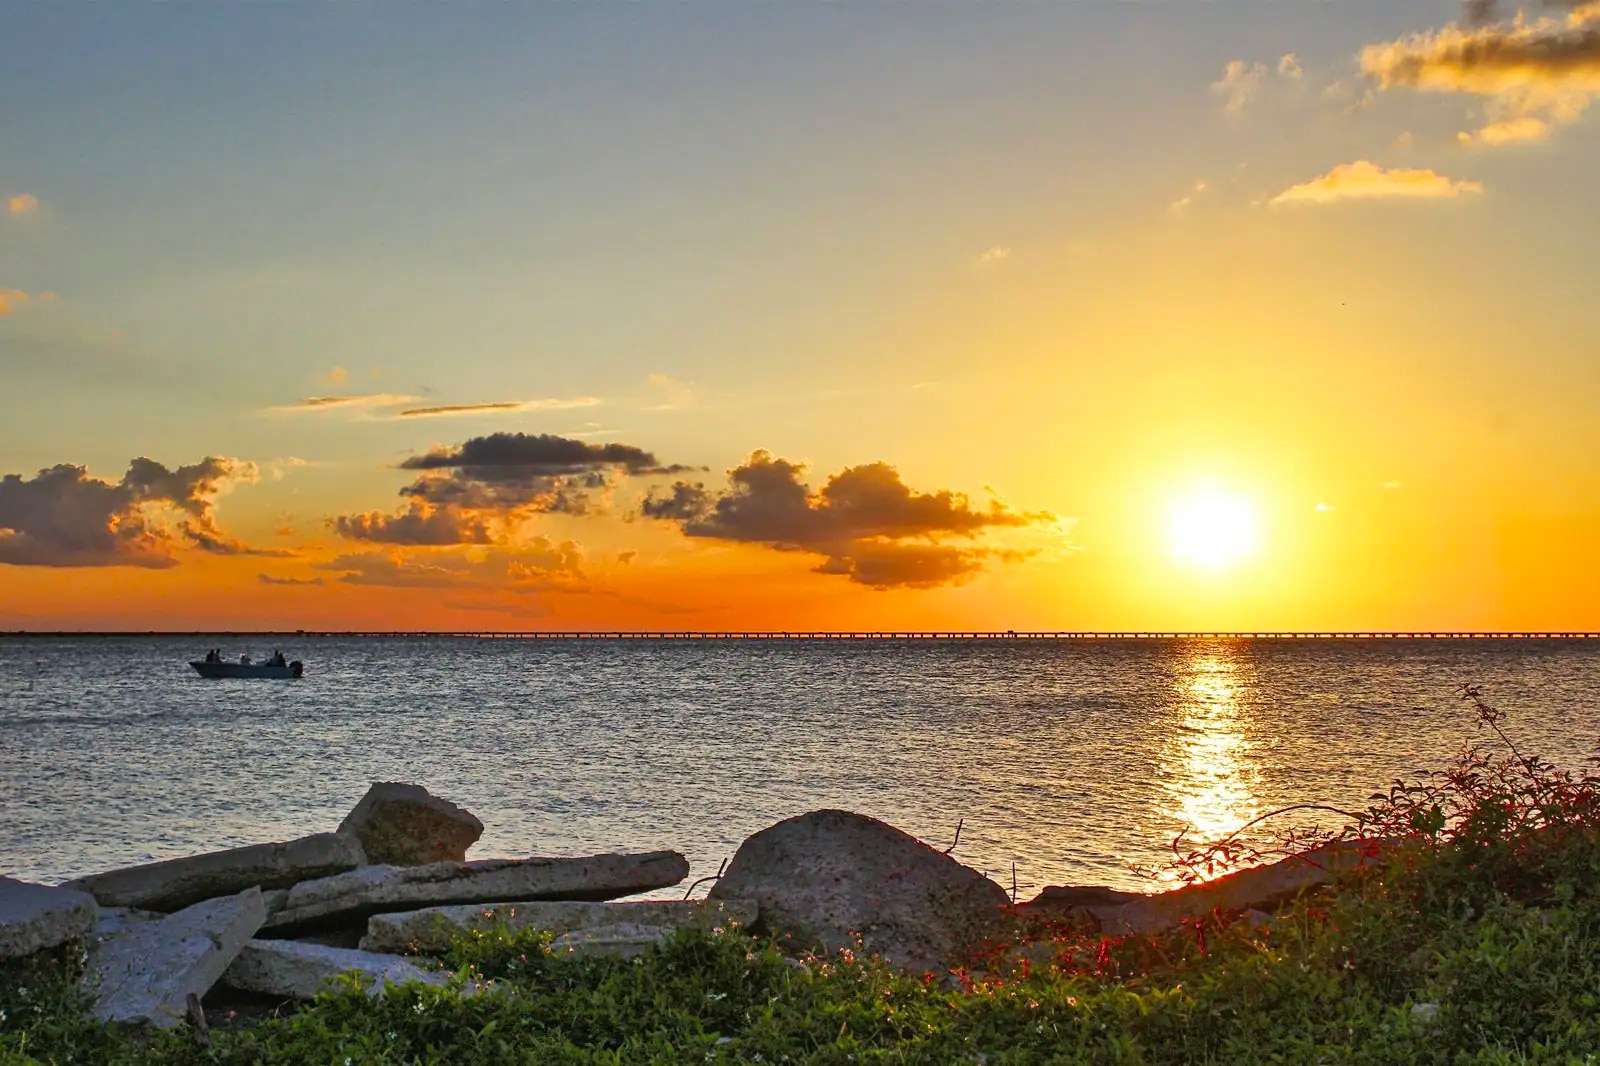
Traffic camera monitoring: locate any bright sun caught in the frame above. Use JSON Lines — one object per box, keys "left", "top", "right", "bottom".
{"left": 1167, "top": 488, "right": 1259, "bottom": 569}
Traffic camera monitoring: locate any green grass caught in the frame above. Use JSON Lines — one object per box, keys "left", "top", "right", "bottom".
{"left": 6, "top": 693, "right": 1598, "bottom": 1064}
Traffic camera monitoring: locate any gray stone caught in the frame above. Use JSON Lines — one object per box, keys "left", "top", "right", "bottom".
{"left": 64, "top": 833, "right": 367, "bottom": 912}
{"left": 0, "top": 877, "right": 98, "bottom": 959}
{"left": 549, "top": 923, "right": 675, "bottom": 958}
{"left": 82, "top": 887, "right": 265, "bottom": 1028}
{"left": 707, "top": 809, "right": 1010, "bottom": 974}
{"left": 361, "top": 898, "right": 756, "bottom": 955}
{"left": 91, "top": 907, "right": 162, "bottom": 944}
{"left": 337, "top": 782, "right": 484, "bottom": 866}
{"left": 1017, "top": 885, "right": 1144, "bottom": 912}
{"left": 222, "top": 938, "right": 448, "bottom": 1001}
{"left": 1086, "top": 839, "right": 1397, "bottom": 935}
{"left": 263, "top": 851, "right": 690, "bottom": 934}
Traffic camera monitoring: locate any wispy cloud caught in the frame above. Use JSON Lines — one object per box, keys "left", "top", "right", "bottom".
{"left": 266, "top": 394, "right": 419, "bottom": 415}
{"left": 644, "top": 373, "right": 696, "bottom": 412}
{"left": 0, "top": 289, "right": 31, "bottom": 315}
{"left": 1213, "top": 60, "right": 1268, "bottom": 112}
{"left": 1270, "top": 161, "right": 1484, "bottom": 206}
{"left": 977, "top": 246, "right": 1012, "bottom": 266}
{"left": 326, "top": 366, "right": 349, "bottom": 385}
{"left": 1170, "top": 180, "right": 1210, "bottom": 212}
{"left": 6, "top": 193, "right": 38, "bottom": 216}
{"left": 398, "top": 397, "right": 602, "bottom": 419}
{"left": 258, "top": 574, "right": 325, "bottom": 586}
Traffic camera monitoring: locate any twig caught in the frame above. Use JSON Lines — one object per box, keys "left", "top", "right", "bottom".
{"left": 185, "top": 992, "right": 212, "bottom": 1049}
{"left": 683, "top": 856, "right": 729, "bottom": 900}
{"left": 1010, "top": 862, "right": 1018, "bottom": 904}
{"left": 943, "top": 819, "right": 964, "bottom": 855}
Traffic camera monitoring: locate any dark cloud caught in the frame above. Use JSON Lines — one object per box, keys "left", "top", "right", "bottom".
{"left": 641, "top": 451, "right": 1043, "bottom": 589}
{"left": 343, "top": 433, "right": 701, "bottom": 533}
{"left": 0, "top": 457, "right": 264, "bottom": 567}
{"left": 332, "top": 502, "right": 493, "bottom": 546}
{"left": 258, "top": 574, "right": 325, "bottom": 586}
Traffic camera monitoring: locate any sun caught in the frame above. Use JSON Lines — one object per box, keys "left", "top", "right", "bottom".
{"left": 1167, "top": 488, "right": 1259, "bottom": 569}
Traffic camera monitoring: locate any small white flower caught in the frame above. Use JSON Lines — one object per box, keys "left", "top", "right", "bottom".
{"left": 706, "top": 991, "right": 727, "bottom": 1002}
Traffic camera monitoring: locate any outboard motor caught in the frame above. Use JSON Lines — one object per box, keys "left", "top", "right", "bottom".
{"left": 289, "top": 660, "right": 304, "bottom": 678}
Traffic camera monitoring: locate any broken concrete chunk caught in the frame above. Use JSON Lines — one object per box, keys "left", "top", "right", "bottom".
{"left": 0, "top": 877, "right": 98, "bottom": 959}
{"left": 65, "top": 833, "right": 366, "bottom": 912}
{"left": 82, "top": 887, "right": 266, "bottom": 1028}
{"left": 361, "top": 898, "right": 756, "bottom": 955}
{"left": 337, "top": 782, "right": 484, "bottom": 866}
{"left": 222, "top": 938, "right": 448, "bottom": 1001}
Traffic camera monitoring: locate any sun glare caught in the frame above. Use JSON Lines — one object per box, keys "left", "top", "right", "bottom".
{"left": 1167, "top": 488, "right": 1259, "bottom": 569}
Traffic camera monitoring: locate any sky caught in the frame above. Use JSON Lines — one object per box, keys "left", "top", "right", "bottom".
{"left": 2, "top": 1, "right": 1598, "bottom": 631}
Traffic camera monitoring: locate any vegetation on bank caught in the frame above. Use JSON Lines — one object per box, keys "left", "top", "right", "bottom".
{"left": 4, "top": 688, "right": 1599, "bottom": 1065}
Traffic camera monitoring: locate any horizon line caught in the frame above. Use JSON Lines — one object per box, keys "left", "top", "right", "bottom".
{"left": 5, "top": 630, "right": 1600, "bottom": 640}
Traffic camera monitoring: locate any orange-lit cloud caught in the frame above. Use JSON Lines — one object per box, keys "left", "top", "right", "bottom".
{"left": 0, "top": 289, "right": 31, "bottom": 315}
{"left": 267, "top": 394, "right": 419, "bottom": 414}
{"left": 1170, "top": 180, "right": 1209, "bottom": 212}
{"left": 398, "top": 398, "right": 602, "bottom": 418}
{"left": 0, "top": 457, "right": 278, "bottom": 567}
{"left": 316, "top": 540, "right": 583, "bottom": 592}
{"left": 266, "top": 394, "right": 601, "bottom": 419}
{"left": 977, "top": 246, "right": 1011, "bottom": 266}
{"left": 1270, "top": 161, "right": 1484, "bottom": 205}
{"left": 1362, "top": 3, "right": 1600, "bottom": 144}
{"left": 332, "top": 501, "right": 494, "bottom": 546}
{"left": 641, "top": 451, "right": 1045, "bottom": 589}
{"left": 1213, "top": 60, "right": 1267, "bottom": 112}
{"left": 6, "top": 193, "right": 38, "bottom": 215}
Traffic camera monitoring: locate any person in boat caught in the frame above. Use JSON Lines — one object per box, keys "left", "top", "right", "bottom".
{"left": 204, "top": 650, "right": 216, "bottom": 663}
{"left": 240, "top": 653, "right": 252, "bottom": 664}
{"left": 271, "top": 650, "right": 286, "bottom": 667}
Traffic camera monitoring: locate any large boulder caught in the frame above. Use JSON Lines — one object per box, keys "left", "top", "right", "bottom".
{"left": 82, "top": 887, "right": 266, "bottom": 1028}
{"left": 361, "top": 898, "right": 756, "bottom": 955}
{"left": 222, "top": 939, "right": 448, "bottom": 1001}
{"left": 337, "top": 783, "right": 484, "bottom": 866}
{"left": 0, "top": 877, "right": 98, "bottom": 959}
{"left": 707, "top": 810, "right": 1009, "bottom": 974}
{"left": 262, "top": 851, "right": 690, "bottom": 935}
{"left": 64, "top": 833, "right": 366, "bottom": 912}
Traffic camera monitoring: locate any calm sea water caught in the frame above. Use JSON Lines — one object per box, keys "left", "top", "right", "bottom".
{"left": 2, "top": 637, "right": 1597, "bottom": 897}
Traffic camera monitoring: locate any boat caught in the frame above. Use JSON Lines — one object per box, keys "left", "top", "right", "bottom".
{"left": 190, "top": 657, "right": 304, "bottom": 679}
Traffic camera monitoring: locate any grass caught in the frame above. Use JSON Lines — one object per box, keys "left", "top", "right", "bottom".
{"left": 5, "top": 689, "right": 1598, "bottom": 1064}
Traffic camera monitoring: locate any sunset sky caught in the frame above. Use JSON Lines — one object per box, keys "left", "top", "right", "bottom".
{"left": 2, "top": 1, "right": 1598, "bottom": 631}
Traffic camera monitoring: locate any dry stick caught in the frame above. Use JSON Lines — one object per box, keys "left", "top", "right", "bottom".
{"left": 1010, "top": 862, "right": 1019, "bottom": 904}
{"left": 682, "top": 856, "right": 730, "bottom": 900}
{"left": 943, "top": 819, "right": 964, "bottom": 855}
{"left": 185, "top": 993, "right": 211, "bottom": 1049}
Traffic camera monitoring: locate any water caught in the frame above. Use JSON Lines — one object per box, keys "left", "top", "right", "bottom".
{"left": 2, "top": 637, "right": 1597, "bottom": 897}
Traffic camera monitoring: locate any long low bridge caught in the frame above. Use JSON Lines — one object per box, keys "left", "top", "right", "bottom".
{"left": 11, "top": 631, "right": 1600, "bottom": 640}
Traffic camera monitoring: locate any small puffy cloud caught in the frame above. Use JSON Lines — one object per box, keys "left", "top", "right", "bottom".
{"left": 977, "top": 246, "right": 1011, "bottom": 266}
{"left": 1278, "top": 53, "right": 1306, "bottom": 79}
{"left": 0, "top": 289, "right": 36, "bottom": 315}
{"left": 1362, "top": 3, "right": 1600, "bottom": 144}
{"left": 327, "top": 366, "right": 349, "bottom": 385}
{"left": 332, "top": 501, "right": 493, "bottom": 546}
{"left": 6, "top": 194, "right": 38, "bottom": 215}
{"left": 641, "top": 450, "right": 1048, "bottom": 590}
{"left": 0, "top": 456, "right": 273, "bottom": 567}
{"left": 1213, "top": 60, "right": 1268, "bottom": 112}
{"left": 1270, "top": 161, "right": 1484, "bottom": 206}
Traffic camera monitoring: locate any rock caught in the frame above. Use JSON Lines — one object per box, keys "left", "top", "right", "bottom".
{"left": 0, "top": 877, "right": 98, "bottom": 959}
{"left": 337, "top": 782, "right": 484, "bottom": 866}
{"left": 262, "top": 851, "right": 691, "bottom": 934}
{"left": 222, "top": 938, "right": 448, "bottom": 1001}
{"left": 707, "top": 809, "right": 1009, "bottom": 974}
{"left": 64, "top": 833, "right": 367, "bottom": 912}
{"left": 1018, "top": 885, "right": 1144, "bottom": 912}
{"left": 82, "top": 887, "right": 266, "bottom": 1028}
{"left": 91, "top": 907, "right": 162, "bottom": 944}
{"left": 549, "top": 923, "right": 675, "bottom": 958}
{"left": 1087, "top": 839, "right": 1396, "bottom": 935}
{"left": 360, "top": 897, "right": 756, "bottom": 955}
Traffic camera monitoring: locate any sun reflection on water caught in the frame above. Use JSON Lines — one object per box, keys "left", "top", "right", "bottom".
{"left": 1158, "top": 644, "right": 1262, "bottom": 879}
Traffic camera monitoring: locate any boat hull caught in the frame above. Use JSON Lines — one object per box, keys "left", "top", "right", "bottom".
{"left": 190, "top": 661, "right": 303, "bottom": 679}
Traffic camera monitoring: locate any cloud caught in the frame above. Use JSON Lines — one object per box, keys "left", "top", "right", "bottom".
{"left": 330, "top": 432, "right": 697, "bottom": 544}
{"left": 332, "top": 501, "right": 494, "bottom": 545}
{"left": 1270, "top": 161, "right": 1484, "bottom": 205}
{"left": 977, "top": 246, "right": 1011, "bottom": 266}
{"left": 266, "top": 394, "right": 419, "bottom": 415}
{"left": 644, "top": 374, "right": 697, "bottom": 411}
{"left": 397, "top": 397, "right": 601, "bottom": 419}
{"left": 1278, "top": 53, "right": 1306, "bottom": 79}
{"left": 1362, "top": 2, "right": 1600, "bottom": 144}
{"left": 640, "top": 451, "right": 1046, "bottom": 590}
{"left": 6, "top": 194, "right": 38, "bottom": 215}
{"left": 0, "top": 289, "right": 33, "bottom": 315}
{"left": 258, "top": 574, "right": 325, "bottom": 586}
{"left": 1170, "top": 180, "right": 1210, "bottom": 212}
{"left": 316, "top": 541, "right": 583, "bottom": 591}
{"left": 1213, "top": 60, "right": 1268, "bottom": 112}
{"left": 326, "top": 366, "right": 349, "bottom": 385}
{"left": 0, "top": 456, "right": 271, "bottom": 567}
